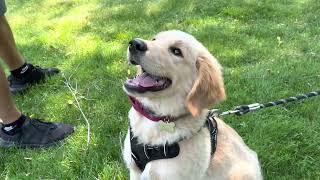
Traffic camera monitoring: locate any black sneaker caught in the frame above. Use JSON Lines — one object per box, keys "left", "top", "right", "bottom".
{"left": 0, "top": 117, "right": 74, "bottom": 148}
{"left": 8, "top": 64, "right": 60, "bottom": 94}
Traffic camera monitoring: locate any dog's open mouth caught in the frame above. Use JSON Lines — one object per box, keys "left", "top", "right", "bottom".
{"left": 124, "top": 69, "right": 172, "bottom": 93}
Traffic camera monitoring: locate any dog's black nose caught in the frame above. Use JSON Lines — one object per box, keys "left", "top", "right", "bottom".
{"left": 129, "top": 39, "right": 147, "bottom": 52}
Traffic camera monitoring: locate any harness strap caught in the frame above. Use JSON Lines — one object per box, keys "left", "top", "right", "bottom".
{"left": 206, "top": 116, "right": 218, "bottom": 155}
{"left": 130, "top": 115, "right": 218, "bottom": 172}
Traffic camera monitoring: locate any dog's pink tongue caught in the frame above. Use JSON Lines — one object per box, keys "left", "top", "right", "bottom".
{"left": 134, "top": 72, "right": 164, "bottom": 88}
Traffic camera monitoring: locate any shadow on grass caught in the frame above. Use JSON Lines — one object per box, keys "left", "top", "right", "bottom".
{"left": 79, "top": 0, "right": 313, "bottom": 69}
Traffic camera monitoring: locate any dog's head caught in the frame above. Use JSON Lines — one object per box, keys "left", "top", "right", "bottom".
{"left": 124, "top": 30, "right": 225, "bottom": 117}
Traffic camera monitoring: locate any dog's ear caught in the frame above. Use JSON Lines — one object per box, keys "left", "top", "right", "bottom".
{"left": 186, "top": 54, "right": 226, "bottom": 117}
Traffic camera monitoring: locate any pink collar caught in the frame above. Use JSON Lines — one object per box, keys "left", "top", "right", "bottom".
{"left": 128, "top": 96, "right": 174, "bottom": 122}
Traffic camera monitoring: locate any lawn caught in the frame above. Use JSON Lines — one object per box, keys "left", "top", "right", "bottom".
{"left": 0, "top": 0, "right": 319, "bottom": 179}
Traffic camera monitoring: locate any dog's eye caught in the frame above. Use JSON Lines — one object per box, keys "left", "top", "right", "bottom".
{"left": 170, "top": 47, "right": 183, "bottom": 57}
{"left": 152, "top": 38, "right": 156, "bottom": 41}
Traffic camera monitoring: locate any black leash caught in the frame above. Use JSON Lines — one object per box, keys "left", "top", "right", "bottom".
{"left": 210, "top": 90, "right": 320, "bottom": 117}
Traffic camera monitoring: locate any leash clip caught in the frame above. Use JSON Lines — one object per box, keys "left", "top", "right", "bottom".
{"left": 235, "top": 103, "right": 261, "bottom": 116}
{"left": 208, "top": 109, "right": 220, "bottom": 117}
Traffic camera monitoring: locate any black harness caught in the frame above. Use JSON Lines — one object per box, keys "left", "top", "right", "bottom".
{"left": 130, "top": 115, "right": 218, "bottom": 172}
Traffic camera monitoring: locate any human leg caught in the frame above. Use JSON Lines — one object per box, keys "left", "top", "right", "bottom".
{"left": 0, "top": 66, "right": 74, "bottom": 148}
{"left": 0, "top": 66, "right": 20, "bottom": 124}
{"left": 0, "top": 14, "right": 59, "bottom": 94}
{"left": 0, "top": 15, "right": 25, "bottom": 70}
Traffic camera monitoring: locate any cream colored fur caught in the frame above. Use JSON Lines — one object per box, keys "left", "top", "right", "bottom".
{"left": 123, "top": 30, "right": 262, "bottom": 180}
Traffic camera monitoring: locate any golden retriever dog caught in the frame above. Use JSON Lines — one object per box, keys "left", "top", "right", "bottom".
{"left": 123, "top": 30, "right": 262, "bottom": 180}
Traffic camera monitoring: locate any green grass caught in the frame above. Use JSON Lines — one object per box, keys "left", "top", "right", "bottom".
{"left": 0, "top": 0, "right": 319, "bottom": 179}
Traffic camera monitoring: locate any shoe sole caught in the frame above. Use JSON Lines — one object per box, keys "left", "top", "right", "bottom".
{"left": 9, "top": 85, "right": 29, "bottom": 95}
{"left": 0, "top": 129, "right": 74, "bottom": 149}
{"left": 0, "top": 138, "right": 66, "bottom": 149}
{"left": 9, "top": 72, "right": 59, "bottom": 95}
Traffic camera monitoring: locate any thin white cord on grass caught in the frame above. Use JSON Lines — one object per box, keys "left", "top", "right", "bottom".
{"left": 62, "top": 73, "right": 91, "bottom": 148}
